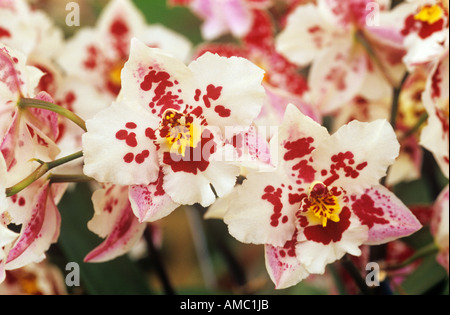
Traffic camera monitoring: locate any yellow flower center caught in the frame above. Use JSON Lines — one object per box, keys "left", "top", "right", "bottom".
{"left": 109, "top": 60, "right": 125, "bottom": 88}
{"left": 307, "top": 181, "right": 342, "bottom": 227}
{"left": 160, "top": 109, "right": 201, "bottom": 157}
{"left": 414, "top": 5, "right": 444, "bottom": 24}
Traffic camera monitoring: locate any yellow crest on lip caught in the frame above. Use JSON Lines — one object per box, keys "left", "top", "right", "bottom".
{"left": 161, "top": 109, "right": 201, "bottom": 157}
{"left": 414, "top": 5, "right": 444, "bottom": 24}
{"left": 307, "top": 181, "right": 342, "bottom": 227}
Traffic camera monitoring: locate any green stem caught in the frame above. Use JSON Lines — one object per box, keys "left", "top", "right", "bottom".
{"left": 18, "top": 97, "right": 87, "bottom": 131}
{"left": 384, "top": 243, "right": 439, "bottom": 271}
{"left": 400, "top": 112, "right": 429, "bottom": 141}
{"left": 5, "top": 151, "right": 84, "bottom": 196}
{"left": 48, "top": 173, "right": 93, "bottom": 184}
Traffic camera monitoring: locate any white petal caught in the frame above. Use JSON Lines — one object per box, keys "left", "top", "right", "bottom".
{"left": 313, "top": 119, "right": 400, "bottom": 194}
{"left": 188, "top": 52, "right": 266, "bottom": 130}
{"left": 83, "top": 101, "right": 160, "bottom": 185}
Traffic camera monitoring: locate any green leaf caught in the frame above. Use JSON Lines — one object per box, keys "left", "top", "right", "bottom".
{"left": 57, "top": 183, "right": 153, "bottom": 295}
{"left": 401, "top": 255, "right": 447, "bottom": 295}
{"left": 132, "top": 0, "right": 203, "bottom": 44}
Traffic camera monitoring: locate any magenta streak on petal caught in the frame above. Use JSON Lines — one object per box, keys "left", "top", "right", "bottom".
{"left": 84, "top": 203, "right": 145, "bottom": 263}
{"left": 6, "top": 183, "right": 49, "bottom": 263}
{"left": 0, "top": 48, "right": 22, "bottom": 95}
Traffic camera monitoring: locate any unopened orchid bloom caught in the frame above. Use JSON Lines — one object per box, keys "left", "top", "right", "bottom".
{"left": 84, "top": 184, "right": 147, "bottom": 263}
{"left": 276, "top": 0, "right": 407, "bottom": 114}
{"left": 431, "top": 186, "right": 449, "bottom": 273}
{"left": 221, "top": 104, "right": 422, "bottom": 289}
{"left": 57, "top": 0, "right": 192, "bottom": 102}
{"left": 83, "top": 38, "right": 266, "bottom": 222}
{"left": 169, "top": 0, "right": 271, "bottom": 40}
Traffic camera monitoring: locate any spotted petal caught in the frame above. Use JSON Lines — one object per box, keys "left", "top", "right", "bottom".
{"left": 5, "top": 181, "right": 60, "bottom": 270}
{"left": 85, "top": 184, "right": 146, "bottom": 263}
{"left": 351, "top": 185, "right": 422, "bottom": 245}
{"left": 264, "top": 233, "right": 310, "bottom": 289}
{"left": 312, "top": 119, "right": 400, "bottom": 194}
{"left": 121, "top": 38, "right": 193, "bottom": 116}
{"left": 83, "top": 101, "right": 160, "bottom": 186}
{"left": 129, "top": 169, "right": 180, "bottom": 222}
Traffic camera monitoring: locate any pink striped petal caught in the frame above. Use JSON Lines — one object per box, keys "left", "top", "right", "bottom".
{"left": 6, "top": 181, "right": 61, "bottom": 269}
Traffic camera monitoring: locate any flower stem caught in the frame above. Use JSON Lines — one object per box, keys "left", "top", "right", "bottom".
{"left": 341, "top": 254, "right": 374, "bottom": 295}
{"left": 144, "top": 225, "right": 176, "bottom": 295}
{"left": 5, "top": 151, "right": 84, "bottom": 196}
{"left": 48, "top": 173, "right": 93, "bottom": 184}
{"left": 18, "top": 97, "right": 87, "bottom": 131}
{"left": 400, "top": 112, "right": 429, "bottom": 141}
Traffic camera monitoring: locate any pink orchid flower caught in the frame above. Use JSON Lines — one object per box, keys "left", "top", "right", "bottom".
{"left": 170, "top": 0, "right": 271, "bottom": 40}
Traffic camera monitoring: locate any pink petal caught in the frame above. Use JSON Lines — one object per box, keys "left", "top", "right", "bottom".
{"left": 6, "top": 182, "right": 61, "bottom": 269}
{"left": 129, "top": 169, "right": 180, "bottom": 222}
{"left": 84, "top": 202, "right": 146, "bottom": 263}
{"left": 265, "top": 232, "right": 309, "bottom": 289}
{"left": 351, "top": 185, "right": 422, "bottom": 245}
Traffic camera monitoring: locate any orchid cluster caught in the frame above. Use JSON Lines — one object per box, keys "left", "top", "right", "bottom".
{"left": 0, "top": 0, "right": 448, "bottom": 294}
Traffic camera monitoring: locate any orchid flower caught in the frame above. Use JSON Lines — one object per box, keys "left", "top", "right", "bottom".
{"left": 193, "top": 9, "right": 318, "bottom": 127}
{"left": 399, "top": 0, "right": 449, "bottom": 69}
{"left": 57, "top": 0, "right": 192, "bottom": 102}
{"left": 0, "top": 261, "right": 67, "bottom": 295}
{"left": 169, "top": 0, "right": 271, "bottom": 40}
{"left": 82, "top": 38, "right": 266, "bottom": 222}
{"left": 275, "top": 0, "right": 407, "bottom": 114}
{"left": 220, "top": 104, "right": 422, "bottom": 289}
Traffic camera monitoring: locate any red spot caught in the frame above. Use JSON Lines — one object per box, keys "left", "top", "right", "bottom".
{"left": 116, "top": 129, "right": 128, "bottom": 140}
{"left": 110, "top": 18, "right": 129, "bottom": 37}
{"left": 18, "top": 197, "right": 26, "bottom": 207}
{"left": 84, "top": 45, "right": 98, "bottom": 69}
{"left": 145, "top": 127, "right": 156, "bottom": 140}
{"left": 126, "top": 122, "right": 137, "bottom": 129}
{"left": 0, "top": 27, "right": 11, "bottom": 38}
{"left": 123, "top": 153, "right": 134, "bottom": 163}
{"left": 356, "top": 162, "right": 368, "bottom": 171}
{"left": 288, "top": 193, "right": 305, "bottom": 205}
{"left": 284, "top": 137, "right": 315, "bottom": 161}
{"left": 125, "top": 132, "right": 137, "bottom": 147}
{"left": 141, "top": 69, "right": 181, "bottom": 115}
{"left": 201, "top": 84, "right": 222, "bottom": 108}
{"left": 262, "top": 185, "right": 284, "bottom": 227}
{"left": 214, "top": 105, "right": 231, "bottom": 117}
{"left": 352, "top": 193, "right": 389, "bottom": 228}
{"left": 292, "top": 160, "right": 316, "bottom": 184}
{"left": 135, "top": 150, "right": 149, "bottom": 164}
{"left": 153, "top": 168, "right": 166, "bottom": 196}
{"left": 303, "top": 207, "right": 351, "bottom": 245}
{"left": 194, "top": 89, "right": 201, "bottom": 101}
{"left": 281, "top": 230, "right": 298, "bottom": 257}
